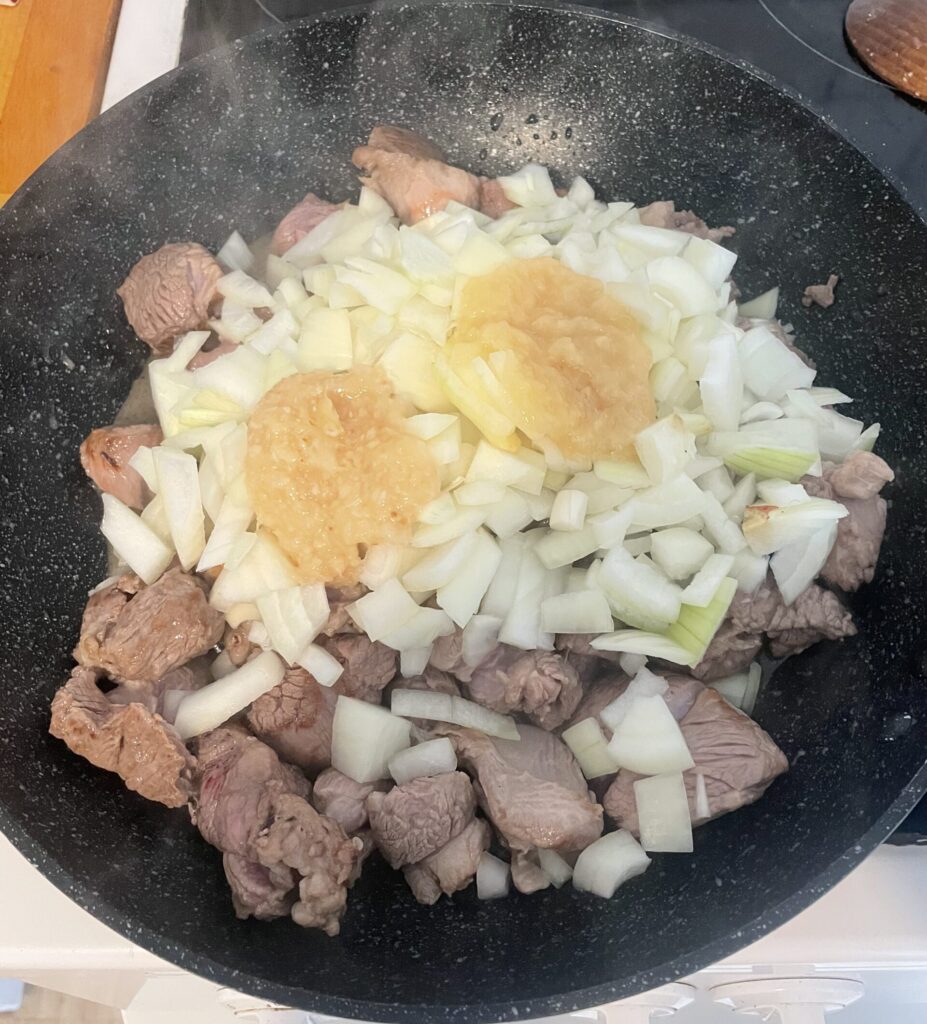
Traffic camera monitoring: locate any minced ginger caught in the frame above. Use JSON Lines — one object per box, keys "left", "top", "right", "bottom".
{"left": 447, "top": 258, "right": 655, "bottom": 459}
{"left": 245, "top": 367, "right": 439, "bottom": 585}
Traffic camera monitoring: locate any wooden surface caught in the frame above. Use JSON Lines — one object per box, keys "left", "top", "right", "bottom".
{"left": 846, "top": 0, "right": 927, "bottom": 101}
{"left": 7, "top": 985, "right": 120, "bottom": 1024}
{"left": 0, "top": 0, "right": 122, "bottom": 206}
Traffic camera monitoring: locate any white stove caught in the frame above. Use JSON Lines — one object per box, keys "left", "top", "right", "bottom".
{"left": 2, "top": 4, "right": 924, "bottom": 1022}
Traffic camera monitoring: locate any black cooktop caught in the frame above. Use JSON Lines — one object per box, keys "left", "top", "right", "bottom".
{"left": 180, "top": 0, "right": 927, "bottom": 842}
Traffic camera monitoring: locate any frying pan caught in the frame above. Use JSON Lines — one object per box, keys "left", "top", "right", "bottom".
{"left": 2, "top": 2, "right": 927, "bottom": 1020}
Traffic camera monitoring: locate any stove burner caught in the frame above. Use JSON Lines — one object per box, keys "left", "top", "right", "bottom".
{"left": 758, "top": 0, "right": 892, "bottom": 87}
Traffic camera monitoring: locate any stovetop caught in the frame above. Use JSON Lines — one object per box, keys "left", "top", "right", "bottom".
{"left": 178, "top": 0, "right": 927, "bottom": 842}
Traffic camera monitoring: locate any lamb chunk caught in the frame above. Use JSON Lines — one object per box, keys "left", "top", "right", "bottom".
{"left": 223, "top": 623, "right": 257, "bottom": 668}
{"left": 766, "top": 584, "right": 857, "bottom": 657}
{"left": 802, "top": 273, "right": 839, "bottom": 309}
{"left": 429, "top": 627, "right": 472, "bottom": 681}
{"left": 637, "top": 200, "right": 735, "bottom": 242}
{"left": 691, "top": 619, "right": 763, "bottom": 683}
{"left": 320, "top": 585, "right": 365, "bottom": 637}
{"left": 117, "top": 242, "right": 221, "bottom": 354}
{"left": 318, "top": 633, "right": 397, "bottom": 703}
{"left": 479, "top": 178, "right": 518, "bottom": 219}
{"left": 246, "top": 668, "right": 338, "bottom": 775}
{"left": 352, "top": 125, "right": 481, "bottom": 225}
{"left": 366, "top": 771, "right": 476, "bottom": 868}
{"left": 49, "top": 666, "right": 194, "bottom": 807}
{"left": 510, "top": 850, "right": 551, "bottom": 895}
{"left": 803, "top": 454, "right": 892, "bottom": 591}
{"left": 312, "top": 768, "right": 389, "bottom": 834}
{"left": 604, "top": 685, "right": 787, "bottom": 831}
{"left": 556, "top": 633, "right": 623, "bottom": 683}
{"left": 253, "top": 793, "right": 360, "bottom": 935}
{"left": 402, "top": 817, "right": 491, "bottom": 905}
{"left": 187, "top": 338, "right": 237, "bottom": 370}
{"left": 223, "top": 853, "right": 295, "bottom": 921}
{"left": 448, "top": 725, "right": 602, "bottom": 853}
{"left": 562, "top": 673, "right": 629, "bottom": 734}
{"left": 464, "top": 645, "right": 582, "bottom": 730}
{"left": 398, "top": 667, "right": 461, "bottom": 698}
{"left": 79, "top": 424, "right": 163, "bottom": 509}
{"left": 271, "top": 192, "right": 339, "bottom": 256}
{"left": 108, "top": 657, "right": 210, "bottom": 716}
{"left": 75, "top": 569, "right": 224, "bottom": 683}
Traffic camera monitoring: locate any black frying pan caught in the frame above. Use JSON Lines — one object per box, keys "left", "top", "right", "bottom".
{"left": 2, "top": 2, "right": 927, "bottom": 1021}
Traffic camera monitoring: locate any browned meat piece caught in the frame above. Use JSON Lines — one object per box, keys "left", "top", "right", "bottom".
{"left": 366, "top": 771, "right": 476, "bottom": 868}
{"left": 400, "top": 666, "right": 461, "bottom": 697}
{"left": 604, "top": 684, "right": 787, "bottom": 832}
{"left": 75, "top": 569, "right": 224, "bottom": 683}
{"left": 691, "top": 619, "right": 763, "bottom": 682}
{"left": 555, "top": 633, "right": 620, "bottom": 683}
{"left": 562, "top": 673, "right": 629, "bottom": 735}
{"left": 271, "top": 192, "right": 339, "bottom": 256}
{"left": 510, "top": 850, "right": 551, "bottom": 895}
{"left": 318, "top": 633, "right": 397, "bottom": 702}
{"left": 803, "top": 453, "right": 893, "bottom": 591}
{"left": 108, "top": 658, "right": 210, "bottom": 716}
{"left": 320, "top": 585, "right": 366, "bottom": 637}
{"left": 637, "top": 200, "right": 735, "bottom": 243}
{"left": 79, "top": 424, "right": 163, "bottom": 509}
{"left": 223, "top": 853, "right": 295, "bottom": 921}
{"left": 352, "top": 125, "right": 481, "bottom": 225}
{"left": 223, "top": 623, "right": 257, "bottom": 667}
{"left": 479, "top": 178, "right": 518, "bottom": 219}
{"left": 312, "top": 768, "right": 389, "bottom": 834}
{"left": 464, "top": 645, "right": 581, "bottom": 730}
{"left": 402, "top": 817, "right": 491, "bottom": 905}
{"left": 49, "top": 666, "right": 194, "bottom": 807}
{"left": 801, "top": 273, "right": 839, "bottom": 309}
{"left": 246, "top": 668, "right": 338, "bottom": 774}
{"left": 192, "top": 727, "right": 360, "bottom": 934}
{"left": 253, "top": 793, "right": 359, "bottom": 934}
{"left": 117, "top": 242, "right": 222, "bottom": 355}
{"left": 187, "top": 338, "right": 237, "bottom": 370}
{"left": 429, "top": 627, "right": 472, "bottom": 681}
{"left": 726, "top": 580, "right": 782, "bottom": 634}
{"left": 448, "top": 725, "right": 603, "bottom": 853}
{"left": 766, "top": 584, "right": 857, "bottom": 657}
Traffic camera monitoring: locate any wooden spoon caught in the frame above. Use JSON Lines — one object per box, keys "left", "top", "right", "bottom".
{"left": 846, "top": 0, "right": 927, "bottom": 101}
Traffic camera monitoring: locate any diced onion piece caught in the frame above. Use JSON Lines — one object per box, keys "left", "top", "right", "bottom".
{"left": 380, "top": 606, "right": 456, "bottom": 652}
{"left": 462, "top": 614, "right": 502, "bottom": 667}
{"left": 681, "top": 554, "right": 736, "bottom": 606}
{"left": 217, "top": 230, "right": 254, "bottom": 272}
{"left": 592, "top": 629, "right": 694, "bottom": 666}
{"left": 477, "top": 852, "right": 511, "bottom": 900}
{"left": 211, "top": 650, "right": 237, "bottom": 680}
{"left": 730, "top": 549, "right": 769, "bottom": 593}
{"left": 590, "top": 504, "right": 636, "bottom": 549}
{"left": 739, "top": 324, "right": 816, "bottom": 400}
{"left": 667, "top": 576, "right": 737, "bottom": 664}
{"left": 631, "top": 474, "right": 706, "bottom": 529}
{"left": 359, "top": 544, "right": 406, "bottom": 590}
{"left": 634, "top": 416, "right": 697, "bottom": 485}
{"left": 533, "top": 525, "right": 600, "bottom": 570}
{"left": 419, "top": 492, "right": 457, "bottom": 525}
{"left": 524, "top": 488, "right": 556, "bottom": 521}
{"left": 711, "top": 672, "right": 750, "bottom": 709}
{"left": 390, "top": 689, "right": 520, "bottom": 740}
{"left": 436, "top": 529, "right": 502, "bottom": 628}
{"left": 737, "top": 286, "right": 779, "bottom": 320}
{"left": 466, "top": 440, "right": 545, "bottom": 494}
{"left": 400, "top": 647, "right": 432, "bottom": 677}
{"left": 174, "top": 651, "right": 285, "bottom": 741}
{"left": 497, "top": 164, "right": 559, "bottom": 207}
{"left": 743, "top": 498, "right": 848, "bottom": 556}
{"left": 600, "top": 667, "right": 668, "bottom": 731}
{"left": 388, "top": 737, "right": 458, "bottom": 785}
{"left": 607, "top": 694, "right": 695, "bottom": 775}
{"left": 700, "top": 333, "right": 743, "bottom": 432}
{"left": 619, "top": 652, "right": 647, "bottom": 676}
{"left": 756, "top": 479, "right": 810, "bottom": 506}
{"left": 537, "top": 848, "right": 573, "bottom": 888}
{"left": 403, "top": 531, "right": 478, "bottom": 591}
{"left": 541, "top": 590, "right": 614, "bottom": 635}
{"left": 572, "top": 830, "right": 651, "bottom": 899}
{"left": 646, "top": 256, "right": 718, "bottom": 317}
{"left": 100, "top": 494, "right": 174, "bottom": 585}
{"left": 480, "top": 534, "right": 526, "bottom": 617}
{"left": 332, "top": 696, "right": 412, "bottom": 783}
{"left": 699, "top": 493, "right": 747, "bottom": 554}
{"left": 650, "top": 528, "right": 714, "bottom": 580}
{"left": 561, "top": 717, "right": 620, "bottom": 779}
{"left": 197, "top": 488, "right": 253, "bottom": 572}
{"left": 297, "top": 307, "right": 353, "bottom": 372}
{"left": 708, "top": 418, "right": 819, "bottom": 482}
{"left": 694, "top": 771, "right": 711, "bottom": 821}
{"left": 742, "top": 661, "right": 761, "bottom": 716}
{"left": 634, "top": 773, "right": 694, "bottom": 853}
{"left": 296, "top": 642, "right": 344, "bottom": 687}
{"left": 594, "top": 459, "right": 651, "bottom": 489}
{"left": 684, "top": 235, "right": 737, "bottom": 290}
{"left": 785, "top": 389, "right": 864, "bottom": 462}
{"left": 741, "top": 401, "right": 785, "bottom": 425}
{"left": 482, "top": 489, "right": 533, "bottom": 539}
{"left": 217, "top": 269, "right": 274, "bottom": 308}
{"left": 412, "top": 508, "right": 486, "bottom": 547}
{"left": 498, "top": 543, "right": 549, "bottom": 649}
{"left": 225, "top": 601, "right": 259, "bottom": 629}
{"left": 770, "top": 521, "right": 838, "bottom": 605}
{"left": 549, "top": 489, "right": 588, "bottom": 531}
{"left": 208, "top": 531, "right": 297, "bottom": 611}
{"left": 153, "top": 447, "right": 205, "bottom": 571}
{"left": 257, "top": 584, "right": 330, "bottom": 664}
{"left": 598, "top": 547, "right": 682, "bottom": 632}
{"left": 454, "top": 480, "right": 508, "bottom": 506}
{"left": 347, "top": 579, "right": 420, "bottom": 641}
{"left": 723, "top": 472, "right": 758, "bottom": 521}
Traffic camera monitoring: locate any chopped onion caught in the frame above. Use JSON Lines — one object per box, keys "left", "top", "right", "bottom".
{"left": 631, "top": 474, "right": 706, "bottom": 529}
{"left": 462, "top": 614, "right": 503, "bottom": 667}
{"left": 498, "top": 543, "right": 549, "bottom": 649}
{"left": 739, "top": 324, "right": 816, "bottom": 400}
{"left": 784, "top": 389, "right": 864, "bottom": 461}
{"left": 770, "top": 521, "right": 838, "bottom": 605}
{"left": 723, "top": 472, "right": 758, "bottom": 521}
{"left": 741, "top": 401, "right": 785, "bottom": 425}
{"left": 402, "top": 531, "right": 478, "bottom": 592}
{"left": 541, "top": 590, "right": 614, "bottom": 635}
{"left": 380, "top": 606, "right": 456, "bottom": 652}
{"left": 594, "top": 459, "right": 651, "bottom": 489}
{"left": 347, "top": 578, "right": 420, "bottom": 640}
{"left": 418, "top": 493, "right": 458, "bottom": 526}
{"left": 476, "top": 852, "right": 511, "bottom": 900}
{"left": 533, "top": 524, "right": 600, "bottom": 569}
{"left": 646, "top": 256, "right": 719, "bottom": 317}
{"left": 598, "top": 546, "right": 683, "bottom": 632}
{"left": 174, "top": 651, "right": 285, "bottom": 741}
{"left": 378, "top": 332, "right": 448, "bottom": 413}
{"left": 549, "top": 489, "right": 588, "bottom": 532}
{"left": 480, "top": 534, "right": 527, "bottom": 617}
{"left": 694, "top": 771, "right": 711, "bottom": 821}
{"left": 650, "top": 528, "right": 713, "bottom": 580}
{"left": 209, "top": 531, "right": 297, "bottom": 611}
{"left": 537, "top": 848, "right": 573, "bottom": 888}
{"left": 607, "top": 694, "right": 695, "bottom": 775}
{"left": 390, "top": 689, "right": 520, "bottom": 740}
{"left": 572, "top": 830, "right": 651, "bottom": 899}
{"left": 210, "top": 650, "right": 237, "bottom": 680}
{"left": 217, "top": 269, "right": 275, "bottom": 310}
{"left": 668, "top": 576, "right": 737, "bottom": 664}
{"left": 497, "top": 164, "right": 559, "bottom": 207}
{"left": 332, "top": 695, "right": 412, "bottom": 784}
{"left": 634, "top": 772, "right": 694, "bottom": 853}
{"left": 413, "top": 508, "right": 486, "bottom": 548}
{"left": 737, "top": 286, "right": 779, "bottom": 320}
{"left": 600, "top": 667, "right": 668, "bottom": 731}
{"left": 296, "top": 642, "right": 344, "bottom": 687}
{"left": 388, "top": 737, "right": 458, "bottom": 785}
{"left": 700, "top": 333, "right": 743, "bottom": 432}
{"left": 100, "top": 494, "right": 174, "bottom": 585}
{"left": 217, "top": 230, "right": 255, "bottom": 273}
{"left": 524, "top": 488, "right": 556, "bottom": 521}
{"left": 482, "top": 489, "right": 533, "bottom": 539}
{"left": 296, "top": 307, "right": 353, "bottom": 372}
{"left": 154, "top": 447, "right": 205, "bottom": 571}
{"left": 436, "top": 529, "right": 502, "bottom": 627}
{"left": 684, "top": 235, "right": 737, "bottom": 290}
{"left": 699, "top": 493, "right": 747, "bottom": 554}
{"left": 592, "top": 628, "right": 694, "bottom": 666}
{"left": 590, "top": 503, "right": 637, "bottom": 549}
{"left": 743, "top": 498, "right": 848, "bottom": 555}
{"left": 192, "top": 344, "right": 268, "bottom": 410}
{"left": 852, "top": 423, "right": 880, "bottom": 453}
{"left": 634, "top": 416, "right": 697, "bottom": 485}
{"left": 466, "top": 440, "right": 545, "bottom": 494}
{"left": 562, "top": 717, "right": 619, "bottom": 779}
{"left": 454, "top": 480, "right": 508, "bottom": 506}
{"left": 619, "top": 652, "right": 647, "bottom": 676}
{"left": 399, "top": 646, "right": 432, "bottom": 677}
{"left": 756, "top": 479, "right": 810, "bottom": 507}
{"left": 729, "top": 548, "right": 769, "bottom": 593}
{"left": 256, "top": 584, "right": 329, "bottom": 665}
{"left": 708, "top": 418, "right": 819, "bottom": 482}
{"left": 197, "top": 487, "right": 253, "bottom": 573}
{"left": 359, "top": 544, "right": 406, "bottom": 590}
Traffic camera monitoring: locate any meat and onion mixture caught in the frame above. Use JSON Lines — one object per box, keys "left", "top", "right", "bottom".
{"left": 56, "top": 125, "right": 893, "bottom": 931}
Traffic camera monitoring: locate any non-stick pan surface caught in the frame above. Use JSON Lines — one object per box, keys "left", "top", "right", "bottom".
{"left": 2, "top": 3, "right": 927, "bottom": 1021}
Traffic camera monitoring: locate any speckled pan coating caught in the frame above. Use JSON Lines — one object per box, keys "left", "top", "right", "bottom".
{"left": 1, "top": 2, "right": 927, "bottom": 1021}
